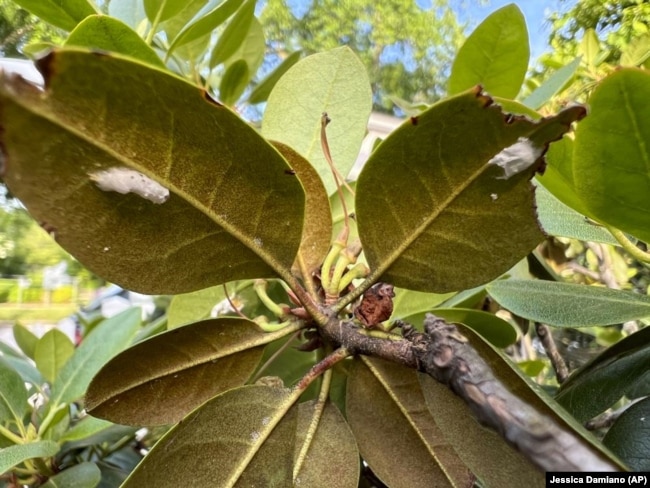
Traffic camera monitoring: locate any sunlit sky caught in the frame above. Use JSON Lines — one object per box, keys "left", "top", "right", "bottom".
{"left": 282, "top": 0, "right": 579, "bottom": 62}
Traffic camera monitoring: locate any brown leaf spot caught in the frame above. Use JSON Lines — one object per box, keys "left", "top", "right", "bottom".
{"left": 202, "top": 91, "right": 223, "bottom": 107}
{"left": 410, "top": 116, "right": 419, "bottom": 126}
{"left": 284, "top": 169, "right": 296, "bottom": 175}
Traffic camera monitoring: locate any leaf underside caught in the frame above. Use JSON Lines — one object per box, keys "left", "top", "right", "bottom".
{"left": 356, "top": 86, "right": 585, "bottom": 293}
{"left": 0, "top": 49, "right": 305, "bottom": 294}
{"left": 86, "top": 318, "right": 266, "bottom": 426}
{"left": 122, "top": 385, "right": 297, "bottom": 487}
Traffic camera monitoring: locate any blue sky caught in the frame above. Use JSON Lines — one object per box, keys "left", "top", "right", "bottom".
{"left": 282, "top": 0, "right": 578, "bottom": 62}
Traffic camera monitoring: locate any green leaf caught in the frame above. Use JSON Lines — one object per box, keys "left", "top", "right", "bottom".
{"left": 12, "top": 0, "right": 97, "bottom": 31}
{"left": 522, "top": 57, "right": 582, "bottom": 110}
{"left": 487, "top": 280, "right": 650, "bottom": 327}
{"left": 34, "top": 328, "right": 75, "bottom": 383}
{"left": 402, "top": 308, "right": 518, "bottom": 348}
{"left": 167, "top": 0, "right": 244, "bottom": 55}
{"left": 620, "top": 33, "right": 650, "bottom": 67}
{"left": 556, "top": 326, "right": 650, "bottom": 422}
{"left": 419, "top": 372, "right": 545, "bottom": 486}
{"left": 293, "top": 401, "right": 359, "bottom": 487}
{"left": 12, "top": 323, "right": 38, "bottom": 359}
{"left": 262, "top": 47, "right": 373, "bottom": 196}
{"left": 40, "top": 462, "right": 101, "bottom": 488}
{"left": 65, "top": 15, "right": 165, "bottom": 69}
{"left": 572, "top": 69, "right": 650, "bottom": 242}
{"left": 248, "top": 51, "right": 302, "bottom": 105}
{"left": 603, "top": 397, "right": 650, "bottom": 470}
{"left": 256, "top": 335, "right": 319, "bottom": 400}
{"left": 122, "top": 385, "right": 297, "bottom": 487}
{"left": 537, "top": 136, "right": 595, "bottom": 218}
{"left": 272, "top": 142, "right": 332, "bottom": 281}
{"left": 219, "top": 60, "right": 250, "bottom": 106}
{"left": 0, "top": 358, "right": 28, "bottom": 424}
{"left": 420, "top": 323, "right": 621, "bottom": 482}
{"left": 209, "top": 0, "right": 256, "bottom": 69}
{"left": 144, "top": 0, "right": 187, "bottom": 23}
{"left": 448, "top": 4, "right": 529, "bottom": 99}
{"left": 0, "top": 441, "right": 59, "bottom": 474}
{"left": 346, "top": 357, "right": 474, "bottom": 488}
{"left": 0, "top": 49, "right": 305, "bottom": 294}
{"left": 580, "top": 29, "right": 601, "bottom": 68}
{"left": 59, "top": 416, "right": 113, "bottom": 443}
{"left": 167, "top": 284, "right": 231, "bottom": 329}
{"left": 86, "top": 318, "right": 266, "bottom": 426}
{"left": 60, "top": 425, "right": 136, "bottom": 452}
{"left": 222, "top": 16, "right": 265, "bottom": 73}
{"left": 160, "top": 0, "right": 212, "bottom": 42}
{"left": 1, "top": 352, "right": 43, "bottom": 386}
{"left": 534, "top": 182, "right": 618, "bottom": 245}
{"left": 518, "top": 360, "right": 546, "bottom": 377}
{"left": 355, "top": 88, "right": 585, "bottom": 293}
{"left": 50, "top": 308, "right": 141, "bottom": 405}
{"left": 390, "top": 288, "right": 455, "bottom": 321}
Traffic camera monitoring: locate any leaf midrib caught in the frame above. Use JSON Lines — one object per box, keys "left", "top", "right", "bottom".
{"left": 362, "top": 357, "right": 459, "bottom": 486}
{"left": 89, "top": 322, "right": 299, "bottom": 406}
{"left": 370, "top": 154, "right": 491, "bottom": 282}
{"left": 5, "top": 88, "right": 293, "bottom": 281}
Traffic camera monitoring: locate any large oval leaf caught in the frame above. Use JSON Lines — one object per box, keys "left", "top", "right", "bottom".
{"left": 86, "top": 318, "right": 269, "bottom": 425}
{"left": 572, "top": 68, "right": 650, "bottom": 242}
{"left": 0, "top": 49, "right": 305, "bottom": 294}
{"left": 293, "top": 400, "right": 359, "bottom": 487}
{"left": 0, "top": 440, "right": 59, "bottom": 474}
{"left": 65, "top": 15, "right": 165, "bottom": 69}
{"left": 487, "top": 280, "right": 650, "bottom": 327}
{"left": 556, "top": 326, "right": 650, "bottom": 423}
{"left": 122, "top": 385, "right": 297, "bottom": 487}
{"left": 272, "top": 142, "right": 332, "bottom": 282}
{"left": 262, "top": 47, "right": 373, "bottom": 195}
{"left": 12, "top": 0, "right": 97, "bottom": 31}
{"left": 356, "top": 88, "right": 585, "bottom": 293}
{"left": 448, "top": 4, "right": 529, "bottom": 99}
{"left": 346, "top": 357, "right": 474, "bottom": 488}
{"left": 603, "top": 397, "right": 650, "bottom": 471}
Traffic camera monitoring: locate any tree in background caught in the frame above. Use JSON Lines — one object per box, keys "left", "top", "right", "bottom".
{"left": 547, "top": 0, "right": 650, "bottom": 62}
{"left": 0, "top": 3, "right": 64, "bottom": 58}
{"left": 260, "top": 0, "right": 465, "bottom": 111}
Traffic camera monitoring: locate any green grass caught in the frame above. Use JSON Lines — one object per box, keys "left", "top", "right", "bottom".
{"left": 0, "top": 304, "right": 77, "bottom": 323}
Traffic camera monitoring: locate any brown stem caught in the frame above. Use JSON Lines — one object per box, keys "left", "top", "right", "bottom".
{"left": 319, "top": 311, "right": 619, "bottom": 472}
{"left": 535, "top": 322, "right": 569, "bottom": 384}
